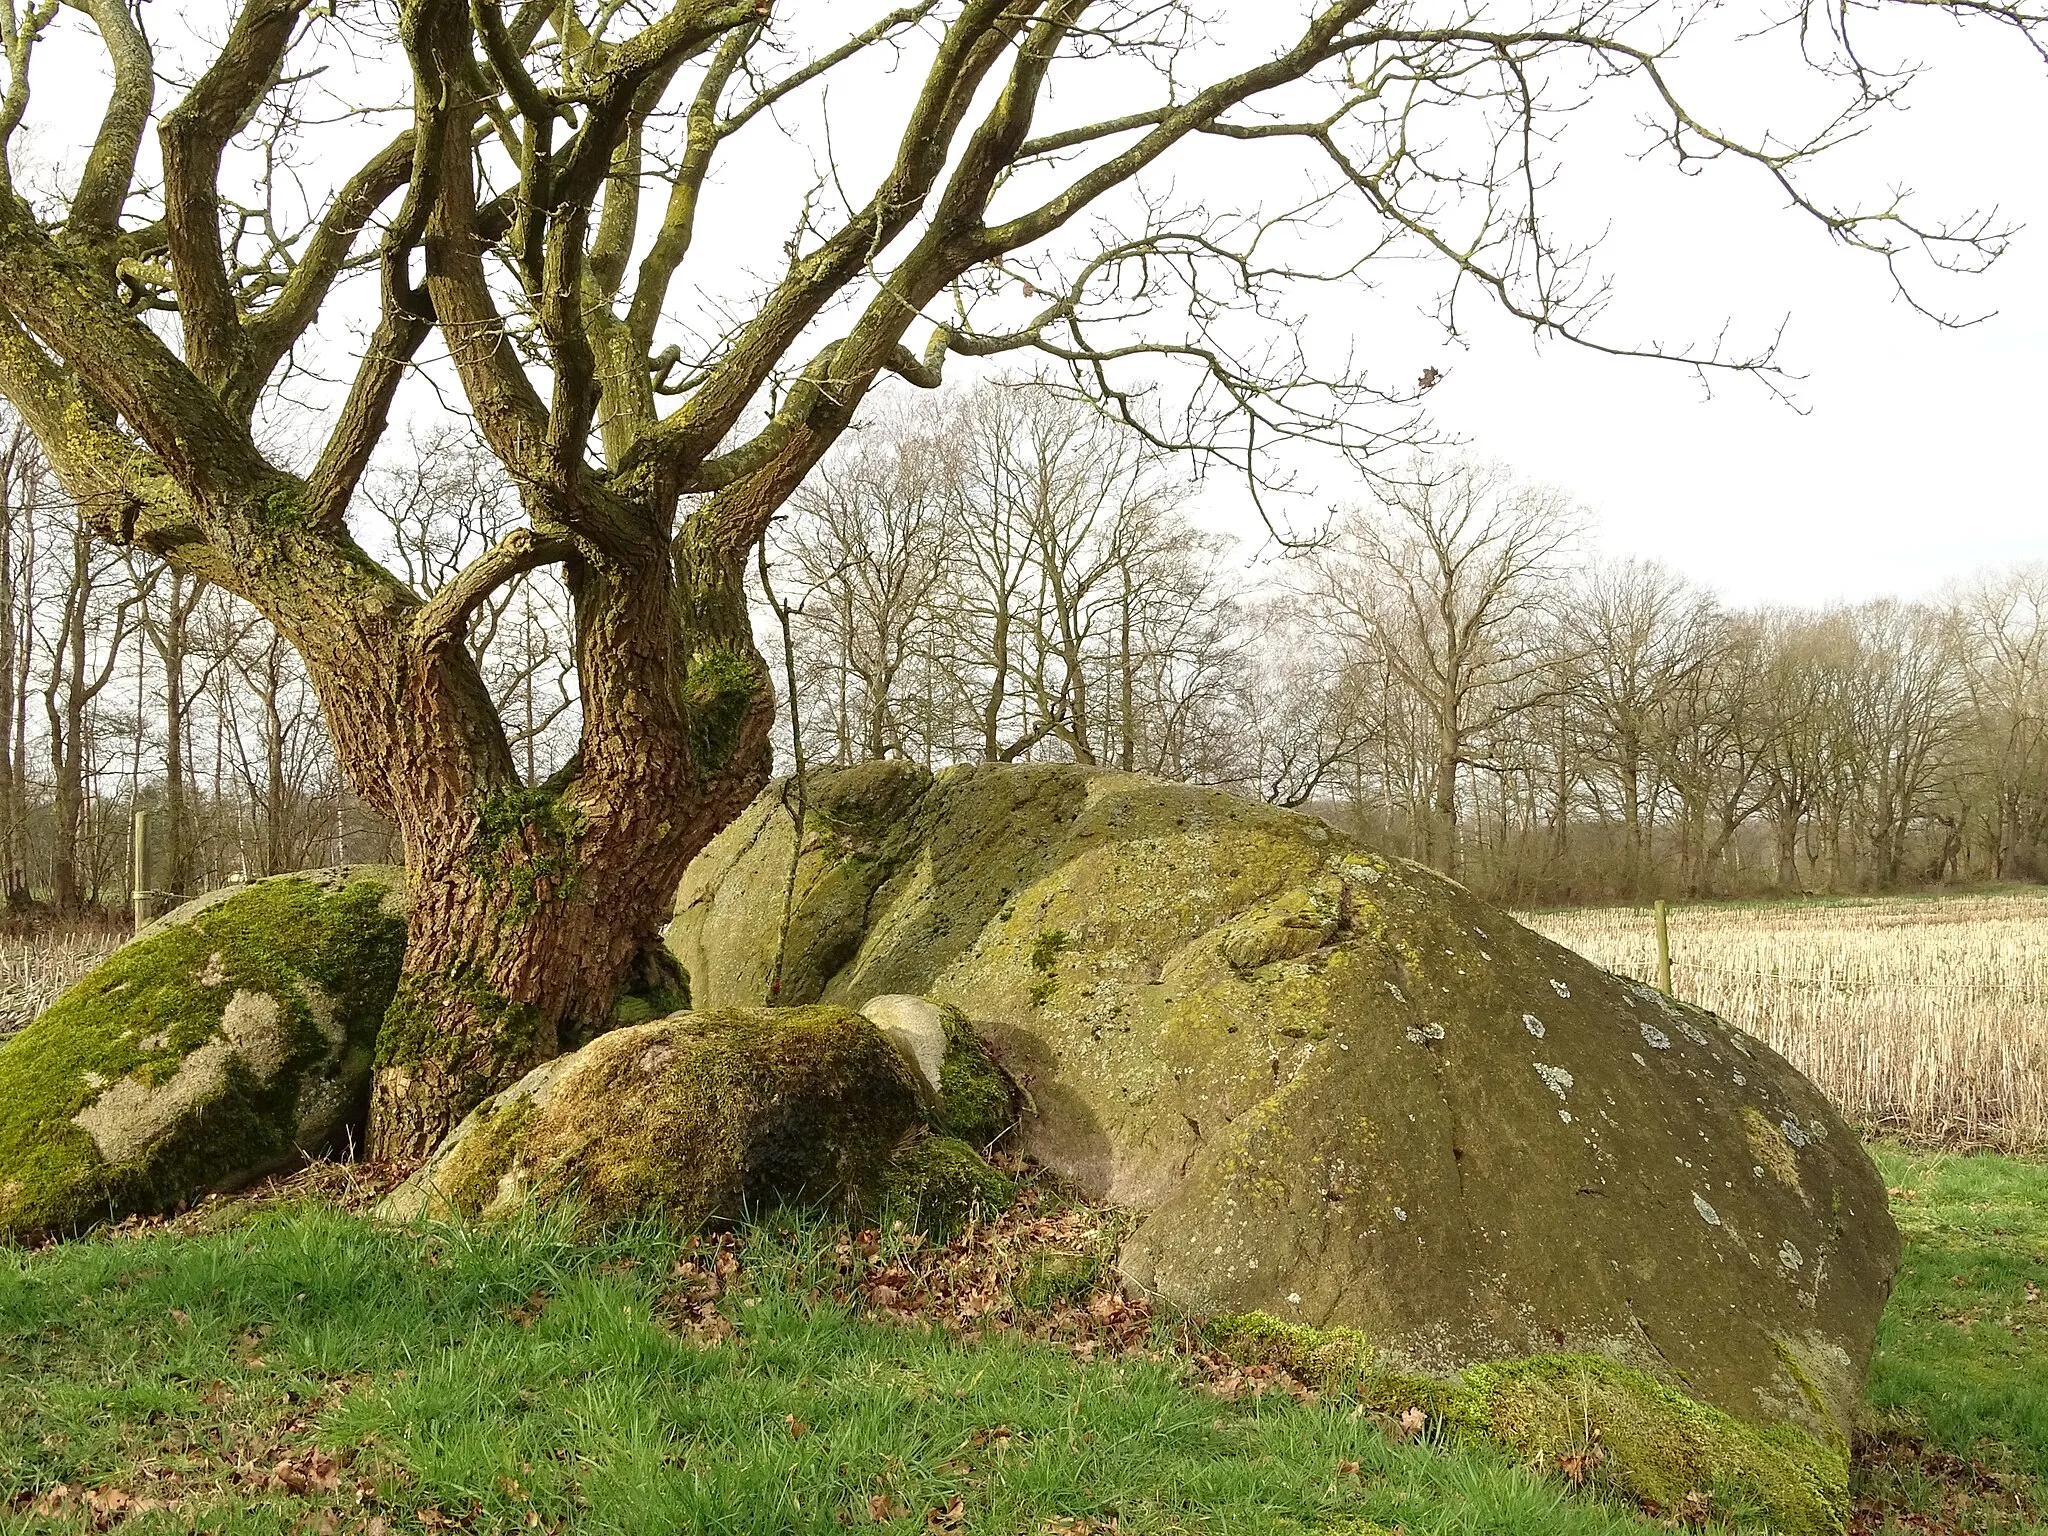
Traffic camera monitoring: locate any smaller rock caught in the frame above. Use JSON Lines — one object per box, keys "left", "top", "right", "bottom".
{"left": 383, "top": 1005, "right": 928, "bottom": 1230}
{"left": 861, "top": 995, "right": 949, "bottom": 1097}
{"left": 883, "top": 1133, "right": 1015, "bottom": 1239}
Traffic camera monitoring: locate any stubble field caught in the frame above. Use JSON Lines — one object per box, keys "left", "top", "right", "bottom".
{"left": 1525, "top": 889, "right": 2048, "bottom": 1153}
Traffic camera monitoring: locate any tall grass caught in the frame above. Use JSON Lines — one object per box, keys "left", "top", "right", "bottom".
{"left": 1525, "top": 892, "right": 2048, "bottom": 1152}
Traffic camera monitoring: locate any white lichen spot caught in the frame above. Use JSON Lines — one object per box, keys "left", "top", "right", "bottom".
{"left": 1693, "top": 1194, "right": 1723, "bottom": 1227}
{"left": 1384, "top": 981, "right": 1407, "bottom": 1003}
{"left": 1639, "top": 1022, "right": 1672, "bottom": 1051}
{"left": 1559, "top": 1110, "right": 1573, "bottom": 1124}
{"left": 198, "top": 951, "right": 227, "bottom": 988}
{"left": 1754, "top": 1166, "right": 1766, "bottom": 1178}
{"left": 1394, "top": 1207, "right": 1408, "bottom": 1221}
{"left": 1779, "top": 1118, "right": 1809, "bottom": 1149}
{"left": 1423, "top": 1022, "right": 1444, "bottom": 1041}
{"left": 1732, "top": 1071, "right": 1748, "bottom": 1086}
{"left": 1288, "top": 1292, "right": 1302, "bottom": 1305}
{"left": 1778, "top": 1241, "right": 1804, "bottom": 1271}
{"left": 1631, "top": 1051, "right": 1647, "bottom": 1067}
{"left": 1678, "top": 1020, "right": 1710, "bottom": 1047}
{"left": 1406, "top": 1023, "right": 1445, "bottom": 1044}
{"left": 1534, "top": 1063, "right": 1574, "bottom": 1099}
{"left": 1473, "top": 926, "right": 1489, "bottom": 940}
{"left": 1523, "top": 1013, "right": 1546, "bottom": 1038}
{"left": 81, "top": 1070, "right": 106, "bottom": 1091}
{"left": 1550, "top": 979, "right": 1572, "bottom": 999}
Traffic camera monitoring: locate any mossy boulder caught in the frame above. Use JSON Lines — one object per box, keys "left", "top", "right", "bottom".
{"left": 0, "top": 867, "right": 408, "bottom": 1244}
{"left": 883, "top": 1132, "right": 1016, "bottom": 1239}
{"left": 381, "top": 1005, "right": 929, "bottom": 1228}
{"left": 669, "top": 765, "right": 1899, "bottom": 1464}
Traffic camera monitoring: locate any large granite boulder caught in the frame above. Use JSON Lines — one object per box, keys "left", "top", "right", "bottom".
{"left": 669, "top": 764, "right": 1899, "bottom": 1451}
{"left": 382, "top": 1005, "right": 934, "bottom": 1227}
{"left": 0, "top": 867, "right": 408, "bottom": 1243}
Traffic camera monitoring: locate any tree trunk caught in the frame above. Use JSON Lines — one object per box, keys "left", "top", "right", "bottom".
{"left": 313, "top": 510, "right": 774, "bottom": 1161}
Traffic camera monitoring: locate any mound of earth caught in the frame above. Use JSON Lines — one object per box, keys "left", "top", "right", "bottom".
{"left": 668, "top": 763, "right": 1900, "bottom": 1457}
{"left": 382, "top": 1002, "right": 1015, "bottom": 1231}
{"left": 0, "top": 867, "right": 408, "bottom": 1243}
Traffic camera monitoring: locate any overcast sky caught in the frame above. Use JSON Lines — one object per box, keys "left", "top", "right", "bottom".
{"left": 25, "top": 4, "right": 2048, "bottom": 611}
{"left": 1331, "top": 23, "right": 2048, "bottom": 608}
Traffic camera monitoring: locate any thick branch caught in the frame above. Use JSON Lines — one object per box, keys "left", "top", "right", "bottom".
{"left": 63, "top": 0, "right": 153, "bottom": 242}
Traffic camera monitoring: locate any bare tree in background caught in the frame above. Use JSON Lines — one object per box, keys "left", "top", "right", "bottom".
{"left": 1560, "top": 560, "right": 1715, "bottom": 896}
{"left": 1314, "top": 461, "right": 1580, "bottom": 873}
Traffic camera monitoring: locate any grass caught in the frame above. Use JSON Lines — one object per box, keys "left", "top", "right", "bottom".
{"left": 1523, "top": 890, "right": 2048, "bottom": 1151}
{"left": 1852, "top": 1145, "right": 2048, "bottom": 1534}
{"left": 1, "top": 1148, "right": 2044, "bottom": 1536}
{"left": 1, "top": 1186, "right": 1665, "bottom": 1536}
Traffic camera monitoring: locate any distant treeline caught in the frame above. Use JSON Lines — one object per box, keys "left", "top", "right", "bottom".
{"left": 769, "top": 386, "right": 2048, "bottom": 908}
{"left": 6, "top": 384, "right": 2045, "bottom": 916}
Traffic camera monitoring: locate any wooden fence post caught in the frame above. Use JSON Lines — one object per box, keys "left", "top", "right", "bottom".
{"left": 132, "top": 809, "right": 151, "bottom": 933}
{"left": 1654, "top": 899, "right": 1673, "bottom": 997}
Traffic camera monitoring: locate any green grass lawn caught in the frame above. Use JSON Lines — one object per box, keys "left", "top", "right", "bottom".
{"left": 2, "top": 1147, "right": 2044, "bottom": 1536}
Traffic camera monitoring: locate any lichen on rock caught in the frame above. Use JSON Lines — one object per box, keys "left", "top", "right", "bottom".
{"left": 0, "top": 867, "right": 408, "bottom": 1244}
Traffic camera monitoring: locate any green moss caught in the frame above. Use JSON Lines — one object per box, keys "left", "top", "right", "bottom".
{"left": 0, "top": 875, "right": 407, "bottom": 1243}
{"left": 683, "top": 646, "right": 760, "bottom": 777}
{"left": 372, "top": 963, "right": 543, "bottom": 1108}
{"left": 1202, "top": 1315, "right": 1847, "bottom": 1535}
{"left": 882, "top": 1133, "right": 1015, "bottom": 1240}
{"left": 403, "top": 1006, "right": 927, "bottom": 1234}
{"left": 435, "top": 1094, "right": 537, "bottom": 1217}
{"left": 470, "top": 785, "right": 585, "bottom": 922}
{"left": 1030, "top": 928, "right": 1069, "bottom": 973}
{"left": 1016, "top": 1242, "right": 1113, "bottom": 1311}
{"left": 929, "top": 1010, "right": 1018, "bottom": 1147}
{"left": 1204, "top": 1311, "right": 1372, "bottom": 1391}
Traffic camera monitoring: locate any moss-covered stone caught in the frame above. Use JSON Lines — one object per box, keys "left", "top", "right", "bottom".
{"left": 930, "top": 1003, "right": 1018, "bottom": 1147}
{"left": 0, "top": 867, "right": 408, "bottom": 1244}
{"left": 1209, "top": 1313, "right": 1845, "bottom": 1534}
{"left": 883, "top": 1133, "right": 1015, "bottom": 1239}
{"left": 669, "top": 764, "right": 1899, "bottom": 1456}
{"left": 382, "top": 1005, "right": 927, "bottom": 1231}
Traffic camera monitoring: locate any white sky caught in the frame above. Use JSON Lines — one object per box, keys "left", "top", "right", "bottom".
{"left": 1315, "top": 24, "right": 2048, "bottom": 608}
{"left": 20, "top": 4, "right": 2048, "bottom": 611}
